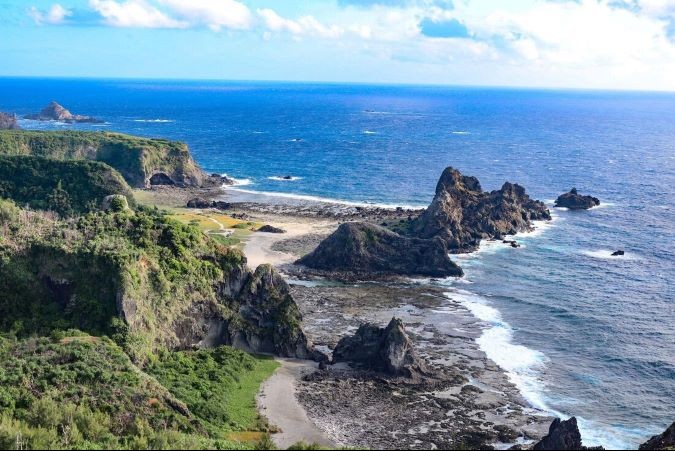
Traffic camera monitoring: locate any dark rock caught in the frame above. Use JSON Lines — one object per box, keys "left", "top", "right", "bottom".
{"left": 149, "top": 172, "right": 175, "bottom": 186}
{"left": 283, "top": 175, "right": 293, "bottom": 180}
{"left": 0, "top": 112, "right": 20, "bottom": 130}
{"left": 258, "top": 225, "right": 286, "bottom": 234}
{"left": 555, "top": 188, "right": 600, "bottom": 210}
{"left": 25, "top": 101, "right": 102, "bottom": 124}
{"left": 639, "top": 422, "right": 675, "bottom": 450}
{"left": 532, "top": 417, "right": 604, "bottom": 450}
{"left": 202, "top": 173, "right": 236, "bottom": 187}
{"left": 297, "top": 222, "right": 463, "bottom": 278}
{"left": 186, "top": 197, "right": 212, "bottom": 208}
{"left": 611, "top": 250, "right": 625, "bottom": 257}
{"left": 227, "top": 264, "right": 316, "bottom": 360}
{"left": 332, "top": 317, "right": 428, "bottom": 378}
{"left": 409, "top": 167, "right": 551, "bottom": 253}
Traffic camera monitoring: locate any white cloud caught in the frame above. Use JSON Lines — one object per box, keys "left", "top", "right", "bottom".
{"left": 636, "top": 0, "right": 675, "bottom": 17}
{"left": 89, "top": 0, "right": 186, "bottom": 28}
{"left": 257, "top": 8, "right": 345, "bottom": 38}
{"left": 159, "top": 0, "right": 253, "bottom": 31}
{"left": 29, "top": 4, "right": 72, "bottom": 25}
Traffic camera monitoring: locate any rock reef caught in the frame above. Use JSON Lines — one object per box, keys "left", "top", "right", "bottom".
{"left": 297, "top": 222, "right": 463, "bottom": 279}
{"left": 409, "top": 167, "right": 551, "bottom": 253}
{"left": 25, "top": 101, "right": 103, "bottom": 124}
{"left": 555, "top": 188, "right": 600, "bottom": 210}
{"left": 332, "top": 318, "right": 428, "bottom": 378}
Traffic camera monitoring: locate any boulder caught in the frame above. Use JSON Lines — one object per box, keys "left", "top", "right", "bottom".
{"left": 25, "top": 101, "right": 102, "bottom": 124}
{"left": 532, "top": 418, "right": 604, "bottom": 451}
{"left": 257, "top": 225, "right": 286, "bottom": 234}
{"left": 187, "top": 197, "right": 213, "bottom": 209}
{"left": 297, "top": 222, "right": 463, "bottom": 278}
{"left": 409, "top": 167, "right": 551, "bottom": 253}
{"left": 611, "top": 250, "right": 625, "bottom": 257}
{"left": 332, "top": 317, "right": 428, "bottom": 378}
{"left": 555, "top": 188, "right": 600, "bottom": 210}
{"left": 0, "top": 112, "right": 19, "bottom": 130}
{"left": 639, "top": 422, "right": 675, "bottom": 450}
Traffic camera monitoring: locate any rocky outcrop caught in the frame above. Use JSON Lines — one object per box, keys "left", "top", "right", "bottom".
{"left": 186, "top": 197, "right": 231, "bottom": 210}
{"left": 297, "top": 222, "right": 463, "bottom": 278}
{"left": 258, "top": 225, "right": 286, "bottom": 234}
{"left": 25, "top": 101, "right": 103, "bottom": 124}
{"left": 409, "top": 167, "right": 551, "bottom": 253}
{"left": 202, "top": 173, "right": 236, "bottom": 188}
{"left": 555, "top": 188, "right": 600, "bottom": 210}
{"left": 226, "top": 264, "right": 317, "bottom": 360}
{"left": 532, "top": 418, "right": 604, "bottom": 451}
{"left": 332, "top": 317, "right": 428, "bottom": 378}
{"left": 639, "top": 422, "right": 675, "bottom": 450}
{"left": 27, "top": 101, "right": 102, "bottom": 124}
{"left": 0, "top": 112, "right": 19, "bottom": 130}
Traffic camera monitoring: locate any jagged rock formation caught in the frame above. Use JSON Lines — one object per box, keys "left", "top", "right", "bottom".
{"left": 532, "top": 418, "right": 604, "bottom": 451}
{"left": 555, "top": 188, "right": 600, "bottom": 210}
{"left": 409, "top": 167, "right": 551, "bottom": 253}
{"left": 0, "top": 112, "right": 19, "bottom": 130}
{"left": 639, "top": 422, "right": 675, "bottom": 450}
{"left": 332, "top": 317, "right": 428, "bottom": 378}
{"left": 297, "top": 222, "right": 463, "bottom": 278}
{"left": 0, "top": 130, "right": 207, "bottom": 188}
{"left": 227, "top": 264, "right": 316, "bottom": 359}
{"left": 25, "top": 101, "right": 103, "bottom": 123}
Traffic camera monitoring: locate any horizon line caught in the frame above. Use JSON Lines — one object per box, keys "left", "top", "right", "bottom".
{"left": 1, "top": 74, "right": 674, "bottom": 95}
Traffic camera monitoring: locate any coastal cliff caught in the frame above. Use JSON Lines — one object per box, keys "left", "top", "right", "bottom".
{"left": 0, "top": 130, "right": 207, "bottom": 188}
{"left": 0, "top": 200, "right": 314, "bottom": 364}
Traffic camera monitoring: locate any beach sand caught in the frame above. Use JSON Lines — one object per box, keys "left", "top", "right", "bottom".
{"left": 256, "top": 359, "right": 336, "bottom": 449}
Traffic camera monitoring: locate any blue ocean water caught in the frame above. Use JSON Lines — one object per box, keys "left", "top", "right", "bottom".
{"left": 1, "top": 78, "right": 673, "bottom": 449}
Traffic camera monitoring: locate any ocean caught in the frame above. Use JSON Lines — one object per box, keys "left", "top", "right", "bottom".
{"left": 1, "top": 78, "right": 673, "bottom": 449}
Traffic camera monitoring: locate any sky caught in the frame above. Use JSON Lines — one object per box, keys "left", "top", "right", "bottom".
{"left": 2, "top": 0, "right": 675, "bottom": 91}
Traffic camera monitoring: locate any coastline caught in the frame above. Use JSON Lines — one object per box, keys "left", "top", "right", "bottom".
{"left": 220, "top": 186, "right": 555, "bottom": 449}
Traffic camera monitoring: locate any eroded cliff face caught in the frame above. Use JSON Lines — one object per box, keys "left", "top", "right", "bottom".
{"left": 409, "top": 167, "right": 551, "bottom": 253}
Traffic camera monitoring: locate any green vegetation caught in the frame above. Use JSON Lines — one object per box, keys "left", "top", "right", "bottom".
{"left": 148, "top": 347, "right": 279, "bottom": 438}
{"left": 0, "top": 199, "right": 246, "bottom": 362}
{"left": 0, "top": 155, "right": 134, "bottom": 216}
{"left": 0, "top": 130, "right": 314, "bottom": 449}
{"left": 0, "top": 333, "right": 277, "bottom": 450}
{"left": 0, "top": 130, "right": 203, "bottom": 188}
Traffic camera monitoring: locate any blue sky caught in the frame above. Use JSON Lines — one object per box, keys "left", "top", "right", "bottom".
{"left": 2, "top": 0, "right": 675, "bottom": 90}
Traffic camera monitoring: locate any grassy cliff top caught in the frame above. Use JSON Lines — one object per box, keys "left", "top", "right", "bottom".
{"left": 0, "top": 130, "right": 204, "bottom": 188}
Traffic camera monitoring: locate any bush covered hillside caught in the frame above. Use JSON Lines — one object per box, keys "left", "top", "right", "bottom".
{"left": 0, "top": 131, "right": 205, "bottom": 188}
{"left": 0, "top": 155, "right": 135, "bottom": 216}
{"left": 0, "top": 333, "right": 278, "bottom": 450}
{"left": 0, "top": 196, "right": 316, "bottom": 449}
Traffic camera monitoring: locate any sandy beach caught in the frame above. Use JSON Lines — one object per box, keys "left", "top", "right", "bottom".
{"left": 256, "top": 359, "right": 336, "bottom": 449}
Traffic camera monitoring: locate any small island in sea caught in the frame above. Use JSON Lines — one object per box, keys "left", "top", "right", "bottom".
{"left": 0, "top": 126, "right": 671, "bottom": 450}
